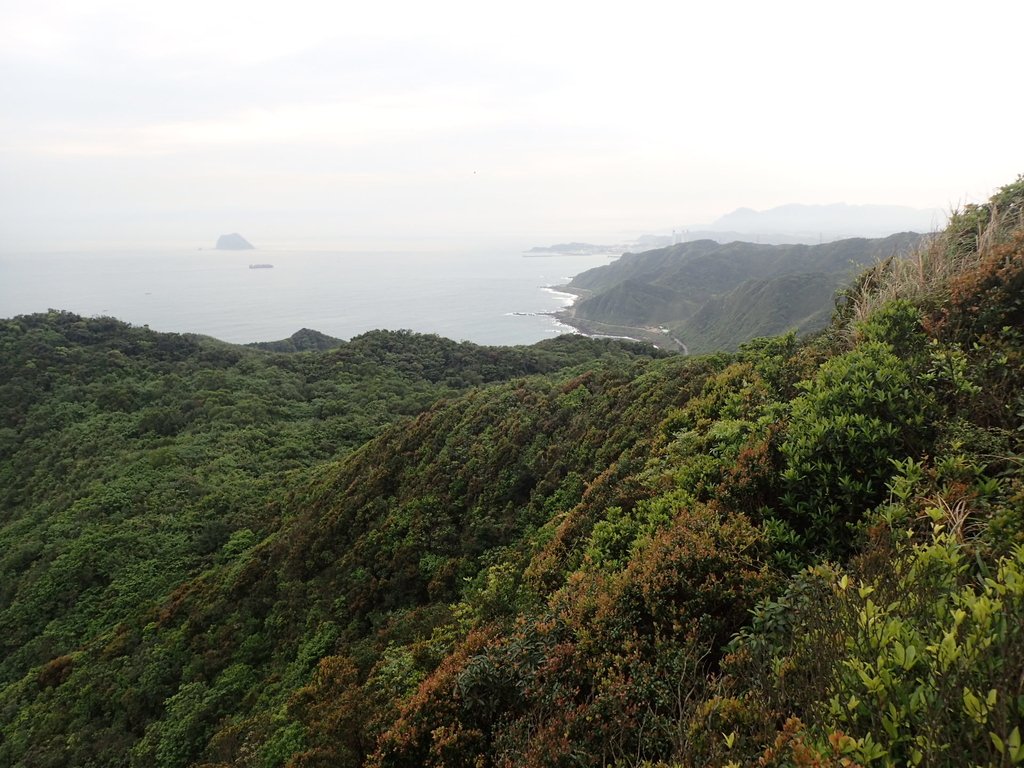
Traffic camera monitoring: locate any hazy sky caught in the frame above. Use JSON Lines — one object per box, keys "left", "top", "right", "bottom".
{"left": 1, "top": 0, "right": 1021, "bottom": 250}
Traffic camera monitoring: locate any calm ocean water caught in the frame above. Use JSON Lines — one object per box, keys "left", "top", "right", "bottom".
{"left": 0, "top": 248, "right": 616, "bottom": 346}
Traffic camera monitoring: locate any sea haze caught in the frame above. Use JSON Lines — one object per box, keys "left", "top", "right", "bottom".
{"left": 0, "top": 248, "right": 615, "bottom": 346}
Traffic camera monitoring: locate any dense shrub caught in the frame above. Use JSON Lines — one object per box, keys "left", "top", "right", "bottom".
{"left": 779, "top": 338, "right": 932, "bottom": 555}
{"left": 723, "top": 534, "right": 1024, "bottom": 767}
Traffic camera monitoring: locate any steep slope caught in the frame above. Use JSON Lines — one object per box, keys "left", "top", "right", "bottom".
{"left": 678, "top": 271, "right": 840, "bottom": 354}
{"left": 0, "top": 315, "right": 662, "bottom": 713}
{"left": 367, "top": 180, "right": 1024, "bottom": 768}
{"left": 0, "top": 348, "right": 718, "bottom": 767}
{"left": 1, "top": 178, "right": 1022, "bottom": 768}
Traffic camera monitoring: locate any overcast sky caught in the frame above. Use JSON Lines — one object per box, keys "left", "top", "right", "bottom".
{"left": 1, "top": 0, "right": 1021, "bottom": 250}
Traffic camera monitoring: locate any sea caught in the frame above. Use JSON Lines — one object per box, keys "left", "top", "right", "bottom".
{"left": 0, "top": 248, "right": 617, "bottom": 347}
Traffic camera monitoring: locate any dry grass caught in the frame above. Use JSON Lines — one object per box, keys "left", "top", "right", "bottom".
{"left": 919, "top": 495, "right": 983, "bottom": 543}
{"left": 841, "top": 197, "right": 1024, "bottom": 337}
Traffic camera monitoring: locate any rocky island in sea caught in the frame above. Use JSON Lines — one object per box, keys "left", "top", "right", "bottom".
{"left": 215, "top": 233, "right": 255, "bottom": 250}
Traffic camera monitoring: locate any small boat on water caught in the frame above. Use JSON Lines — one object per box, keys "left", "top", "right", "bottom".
{"left": 249, "top": 264, "right": 274, "bottom": 269}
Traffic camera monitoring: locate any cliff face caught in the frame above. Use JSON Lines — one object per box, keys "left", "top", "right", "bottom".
{"left": 215, "top": 232, "right": 254, "bottom": 250}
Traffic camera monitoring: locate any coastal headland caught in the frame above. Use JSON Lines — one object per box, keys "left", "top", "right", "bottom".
{"left": 553, "top": 286, "right": 689, "bottom": 353}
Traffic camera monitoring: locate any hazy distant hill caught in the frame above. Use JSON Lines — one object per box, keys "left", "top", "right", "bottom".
{"left": 558, "top": 232, "right": 923, "bottom": 351}
{"left": 622, "top": 203, "right": 945, "bottom": 251}
{"left": 670, "top": 231, "right": 833, "bottom": 246}
{"left": 709, "top": 202, "right": 944, "bottom": 240}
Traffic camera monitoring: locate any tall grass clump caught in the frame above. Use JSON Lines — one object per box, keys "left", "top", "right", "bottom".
{"left": 839, "top": 175, "right": 1024, "bottom": 333}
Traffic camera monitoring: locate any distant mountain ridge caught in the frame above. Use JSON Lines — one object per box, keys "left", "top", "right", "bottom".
{"left": 710, "top": 202, "right": 945, "bottom": 239}
{"left": 529, "top": 203, "right": 943, "bottom": 256}
{"left": 557, "top": 232, "right": 924, "bottom": 353}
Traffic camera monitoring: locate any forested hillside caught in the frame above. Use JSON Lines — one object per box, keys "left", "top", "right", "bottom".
{"left": 0, "top": 321, "right": 663, "bottom": 763}
{"left": 1, "top": 177, "right": 1023, "bottom": 768}
{"left": 558, "top": 233, "right": 923, "bottom": 352}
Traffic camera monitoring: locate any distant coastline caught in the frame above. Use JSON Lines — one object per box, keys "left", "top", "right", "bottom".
{"left": 0, "top": 247, "right": 618, "bottom": 347}
{"left": 525, "top": 241, "right": 624, "bottom": 258}
{"left": 524, "top": 251, "right": 621, "bottom": 258}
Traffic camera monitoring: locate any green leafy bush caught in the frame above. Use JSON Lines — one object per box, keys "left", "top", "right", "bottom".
{"left": 724, "top": 534, "right": 1024, "bottom": 767}
{"left": 779, "top": 339, "right": 933, "bottom": 555}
